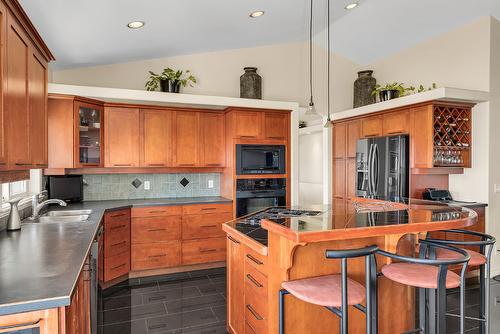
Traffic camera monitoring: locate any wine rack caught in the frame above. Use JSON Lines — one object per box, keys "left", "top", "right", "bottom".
{"left": 432, "top": 104, "right": 472, "bottom": 167}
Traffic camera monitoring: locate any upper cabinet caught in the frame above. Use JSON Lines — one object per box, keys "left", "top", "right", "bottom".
{"left": 141, "top": 109, "right": 171, "bottom": 167}
{"left": 200, "top": 112, "right": 225, "bottom": 167}
{"left": 383, "top": 110, "right": 409, "bottom": 136}
{"left": 105, "top": 107, "right": 140, "bottom": 167}
{"left": 76, "top": 102, "right": 104, "bottom": 167}
{"left": 361, "top": 116, "right": 383, "bottom": 138}
{"left": 172, "top": 111, "right": 200, "bottom": 167}
{"left": 263, "top": 112, "right": 288, "bottom": 140}
{"left": 227, "top": 109, "right": 290, "bottom": 141}
{"left": 232, "top": 110, "right": 262, "bottom": 139}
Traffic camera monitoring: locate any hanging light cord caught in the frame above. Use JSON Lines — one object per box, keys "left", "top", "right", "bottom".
{"left": 309, "top": 0, "right": 314, "bottom": 103}
{"left": 326, "top": 0, "right": 331, "bottom": 120}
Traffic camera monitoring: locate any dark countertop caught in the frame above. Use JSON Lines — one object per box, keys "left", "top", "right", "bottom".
{"left": 0, "top": 196, "right": 231, "bottom": 316}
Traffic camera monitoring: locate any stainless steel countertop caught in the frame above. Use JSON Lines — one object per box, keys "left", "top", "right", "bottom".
{"left": 0, "top": 196, "right": 232, "bottom": 316}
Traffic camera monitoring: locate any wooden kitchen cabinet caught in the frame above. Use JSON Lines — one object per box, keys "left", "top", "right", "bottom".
{"left": 172, "top": 111, "right": 200, "bottom": 167}
{"left": 346, "top": 120, "right": 360, "bottom": 158}
{"left": 383, "top": 110, "right": 409, "bottom": 135}
{"left": 333, "top": 122, "right": 346, "bottom": 159}
{"left": 182, "top": 237, "right": 226, "bottom": 265}
{"left": 227, "top": 234, "right": 245, "bottom": 334}
{"left": 263, "top": 112, "right": 288, "bottom": 140}
{"left": 141, "top": 109, "right": 172, "bottom": 167}
{"left": 361, "top": 116, "right": 383, "bottom": 138}
{"left": 232, "top": 110, "right": 263, "bottom": 139}
{"left": 346, "top": 158, "right": 357, "bottom": 200}
{"left": 102, "top": 209, "right": 131, "bottom": 282}
{"left": 200, "top": 112, "right": 225, "bottom": 167}
{"left": 6, "top": 11, "right": 30, "bottom": 168}
{"left": 332, "top": 159, "right": 346, "bottom": 200}
{"left": 66, "top": 257, "right": 91, "bottom": 334}
{"left": 410, "top": 105, "right": 434, "bottom": 168}
{"left": 28, "top": 49, "right": 48, "bottom": 168}
{"left": 105, "top": 107, "right": 140, "bottom": 167}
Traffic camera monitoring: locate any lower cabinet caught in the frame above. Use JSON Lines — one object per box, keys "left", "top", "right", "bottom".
{"left": 102, "top": 209, "right": 131, "bottom": 283}
{"left": 131, "top": 241, "right": 182, "bottom": 271}
{"left": 66, "top": 257, "right": 91, "bottom": 334}
{"left": 182, "top": 237, "right": 226, "bottom": 265}
{"left": 227, "top": 233, "right": 245, "bottom": 334}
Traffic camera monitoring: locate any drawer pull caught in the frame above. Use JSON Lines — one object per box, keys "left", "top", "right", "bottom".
{"left": 0, "top": 319, "right": 41, "bottom": 330}
{"left": 246, "top": 304, "right": 263, "bottom": 320}
{"left": 200, "top": 248, "right": 217, "bottom": 253}
{"left": 240, "top": 136, "right": 256, "bottom": 139}
{"left": 113, "top": 164, "right": 132, "bottom": 167}
{"left": 147, "top": 163, "right": 165, "bottom": 167}
{"left": 111, "top": 224, "right": 126, "bottom": 230}
{"left": 148, "top": 210, "right": 166, "bottom": 214}
{"left": 228, "top": 236, "right": 240, "bottom": 244}
{"left": 178, "top": 164, "right": 195, "bottom": 166}
{"left": 200, "top": 225, "right": 217, "bottom": 228}
{"left": 206, "top": 163, "right": 222, "bottom": 167}
{"left": 15, "top": 163, "right": 30, "bottom": 166}
{"left": 149, "top": 254, "right": 167, "bottom": 258}
{"left": 111, "top": 263, "right": 126, "bottom": 270}
{"left": 246, "top": 274, "right": 263, "bottom": 288}
{"left": 148, "top": 228, "right": 166, "bottom": 232}
{"left": 268, "top": 136, "right": 284, "bottom": 139}
{"left": 111, "top": 241, "right": 127, "bottom": 247}
{"left": 246, "top": 254, "right": 263, "bottom": 265}
{"left": 201, "top": 208, "right": 217, "bottom": 211}
{"left": 110, "top": 213, "right": 128, "bottom": 218}
{"left": 387, "top": 130, "right": 404, "bottom": 135}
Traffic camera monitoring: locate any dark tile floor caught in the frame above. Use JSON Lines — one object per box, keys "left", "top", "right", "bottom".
{"left": 98, "top": 267, "right": 227, "bottom": 334}
{"left": 98, "top": 268, "right": 500, "bottom": 334}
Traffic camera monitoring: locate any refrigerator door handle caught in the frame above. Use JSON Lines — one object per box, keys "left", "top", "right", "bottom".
{"left": 373, "top": 144, "right": 379, "bottom": 196}
{"left": 367, "top": 144, "right": 374, "bottom": 196}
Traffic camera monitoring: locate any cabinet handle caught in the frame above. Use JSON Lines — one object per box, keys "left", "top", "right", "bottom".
{"left": 178, "top": 164, "right": 195, "bottom": 167}
{"left": 148, "top": 228, "right": 166, "bottom": 232}
{"left": 15, "top": 163, "right": 30, "bottom": 166}
{"left": 202, "top": 207, "right": 217, "bottom": 211}
{"left": 246, "top": 254, "right": 263, "bottom": 265}
{"left": 0, "top": 319, "right": 41, "bottom": 330}
{"left": 246, "top": 274, "right": 263, "bottom": 288}
{"left": 111, "top": 224, "right": 126, "bottom": 230}
{"left": 36, "top": 164, "right": 48, "bottom": 167}
{"left": 240, "top": 136, "right": 256, "bottom": 139}
{"left": 268, "top": 136, "right": 284, "bottom": 139}
{"left": 200, "top": 248, "right": 217, "bottom": 253}
{"left": 200, "top": 225, "right": 217, "bottom": 228}
{"left": 111, "top": 263, "right": 126, "bottom": 270}
{"left": 387, "top": 130, "right": 404, "bottom": 135}
{"left": 113, "top": 164, "right": 132, "bottom": 167}
{"left": 111, "top": 241, "right": 127, "bottom": 247}
{"left": 148, "top": 210, "right": 166, "bottom": 214}
{"left": 0, "top": 162, "right": 6, "bottom": 165}
{"left": 228, "top": 235, "right": 240, "bottom": 244}
{"left": 149, "top": 254, "right": 167, "bottom": 258}
{"left": 364, "top": 134, "right": 378, "bottom": 138}
{"left": 246, "top": 304, "right": 263, "bottom": 320}
{"left": 148, "top": 164, "right": 165, "bottom": 167}
{"left": 206, "top": 163, "right": 222, "bottom": 167}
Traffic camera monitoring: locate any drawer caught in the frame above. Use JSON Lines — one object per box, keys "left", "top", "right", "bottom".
{"left": 244, "top": 247, "right": 268, "bottom": 276}
{"left": 105, "top": 209, "right": 131, "bottom": 223}
{"left": 244, "top": 263, "right": 268, "bottom": 300}
{"left": 104, "top": 251, "right": 130, "bottom": 282}
{"left": 383, "top": 111, "right": 410, "bottom": 135}
{"left": 245, "top": 291, "right": 268, "bottom": 334}
{"left": 182, "top": 203, "right": 232, "bottom": 215}
{"left": 131, "top": 216, "right": 182, "bottom": 244}
{"left": 182, "top": 237, "right": 226, "bottom": 265}
{"left": 131, "top": 206, "right": 182, "bottom": 218}
{"left": 105, "top": 239, "right": 130, "bottom": 258}
{"left": 131, "top": 241, "right": 181, "bottom": 271}
{"left": 104, "top": 219, "right": 130, "bottom": 245}
{"left": 182, "top": 213, "right": 232, "bottom": 240}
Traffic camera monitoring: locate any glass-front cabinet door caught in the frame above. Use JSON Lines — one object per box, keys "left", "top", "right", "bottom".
{"left": 75, "top": 102, "right": 103, "bottom": 167}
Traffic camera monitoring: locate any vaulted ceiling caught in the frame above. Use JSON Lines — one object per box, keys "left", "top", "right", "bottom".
{"left": 19, "top": 0, "right": 500, "bottom": 70}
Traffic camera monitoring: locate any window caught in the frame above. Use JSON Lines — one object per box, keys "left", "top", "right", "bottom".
{"left": 0, "top": 170, "right": 41, "bottom": 211}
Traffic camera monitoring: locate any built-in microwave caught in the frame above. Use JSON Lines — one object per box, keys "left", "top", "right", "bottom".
{"left": 236, "top": 145, "right": 286, "bottom": 175}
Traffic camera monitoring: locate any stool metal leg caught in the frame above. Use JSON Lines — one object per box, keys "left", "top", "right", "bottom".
{"left": 428, "top": 289, "right": 436, "bottom": 334}
{"left": 479, "top": 265, "right": 485, "bottom": 334}
{"left": 341, "top": 258, "right": 348, "bottom": 334}
{"left": 418, "top": 288, "right": 426, "bottom": 333}
{"left": 460, "top": 275, "right": 466, "bottom": 334}
{"left": 279, "top": 289, "right": 289, "bottom": 334}
{"left": 485, "top": 261, "right": 491, "bottom": 334}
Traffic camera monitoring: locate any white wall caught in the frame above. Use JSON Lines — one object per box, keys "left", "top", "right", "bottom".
{"left": 299, "top": 131, "right": 323, "bottom": 206}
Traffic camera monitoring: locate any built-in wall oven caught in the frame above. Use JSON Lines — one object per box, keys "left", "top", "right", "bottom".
{"left": 236, "top": 145, "right": 286, "bottom": 175}
{"left": 235, "top": 178, "right": 286, "bottom": 217}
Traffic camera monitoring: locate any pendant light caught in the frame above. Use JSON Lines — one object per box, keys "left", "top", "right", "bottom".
{"left": 324, "top": 0, "right": 333, "bottom": 128}
{"left": 304, "top": 0, "right": 317, "bottom": 116}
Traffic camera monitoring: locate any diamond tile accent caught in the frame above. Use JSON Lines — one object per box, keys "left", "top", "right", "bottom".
{"left": 180, "top": 177, "right": 190, "bottom": 187}
{"left": 131, "top": 178, "right": 142, "bottom": 188}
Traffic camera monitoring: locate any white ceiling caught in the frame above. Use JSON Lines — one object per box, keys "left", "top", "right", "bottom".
{"left": 19, "top": 0, "right": 362, "bottom": 69}
{"left": 19, "top": 0, "right": 500, "bottom": 70}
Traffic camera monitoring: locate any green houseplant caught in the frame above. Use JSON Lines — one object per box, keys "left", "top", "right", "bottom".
{"left": 145, "top": 68, "right": 197, "bottom": 93}
{"left": 371, "top": 82, "right": 437, "bottom": 102}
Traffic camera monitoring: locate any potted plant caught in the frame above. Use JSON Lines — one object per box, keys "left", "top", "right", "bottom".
{"left": 145, "top": 68, "right": 197, "bottom": 93}
{"left": 371, "top": 82, "right": 415, "bottom": 102}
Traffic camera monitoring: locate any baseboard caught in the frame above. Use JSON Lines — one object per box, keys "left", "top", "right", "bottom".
{"left": 129, "top": 261, "right": 226, "bottom": 279}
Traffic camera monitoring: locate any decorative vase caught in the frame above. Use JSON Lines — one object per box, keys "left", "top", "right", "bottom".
{"left": 240, "top": 67, "right": 262, "bottom": 99}
{"left": 379, "top": 90, "right": 400, "bottom": 102}
{"left": 353, "top": 70, "right": 376, "bottom": 108}
{"left": 160, "top": 79, "right": 181, "bottom": 93}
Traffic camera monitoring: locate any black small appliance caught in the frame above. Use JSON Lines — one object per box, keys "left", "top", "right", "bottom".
{"left": 422, "top": 188, "right": 453, "bottom": 201}
{"left": 236, "top": 144, "right": 286, "bottom": 175}
{"left": 235, "top": 178, "right": 286, "bottom": 217}
{"left": 47, "top": 175, "right": 84, "bottom": 202}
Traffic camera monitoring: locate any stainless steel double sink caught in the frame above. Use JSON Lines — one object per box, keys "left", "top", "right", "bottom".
{"left": 38, "top": 209, "right": 92, "bottom": 223}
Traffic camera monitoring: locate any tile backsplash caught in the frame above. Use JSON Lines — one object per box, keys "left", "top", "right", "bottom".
{"left": 83, "top": 173, "right": 221, "bottom": 201}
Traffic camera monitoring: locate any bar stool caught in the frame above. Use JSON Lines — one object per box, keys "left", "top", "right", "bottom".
{"left": 424, "top": 229, "right": 496, "bottom": 334}
{"left": 278, "top": 245, "right": 379, "bottom": 334}
{"left": 378, "top": 241, "right": 470, "bottom": 334}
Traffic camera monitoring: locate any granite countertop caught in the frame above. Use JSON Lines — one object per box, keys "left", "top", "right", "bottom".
{"left": 0, "top": 196, "right": 231, "bottom": 316}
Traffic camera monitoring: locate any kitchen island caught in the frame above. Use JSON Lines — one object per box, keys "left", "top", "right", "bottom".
{"left": 222, "top": 198, "right": 478, "bottom": 334}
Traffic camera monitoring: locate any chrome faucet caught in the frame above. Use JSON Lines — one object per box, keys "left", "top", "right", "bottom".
{"left": 29, "top": 192, "right": 67, "bottom": 220}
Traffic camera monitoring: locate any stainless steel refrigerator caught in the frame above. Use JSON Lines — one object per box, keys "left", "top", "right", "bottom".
{"left": 355, "top": 135, "right": 409, "bottom": 200}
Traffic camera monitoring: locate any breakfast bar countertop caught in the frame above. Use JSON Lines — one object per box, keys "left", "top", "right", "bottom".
{"left": 0, "top": 196, "right": 231, "bottom": 316}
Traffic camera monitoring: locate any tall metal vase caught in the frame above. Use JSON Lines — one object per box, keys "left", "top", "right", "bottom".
{"left": 240, "top": 67, "right": 262, "bottom": 99}
{"left": 353, "top": 70, "right": 376, "bottom": 108}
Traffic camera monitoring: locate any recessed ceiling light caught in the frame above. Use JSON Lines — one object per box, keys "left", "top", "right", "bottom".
{"left": 249, "top": 11, "right": 265, "bottom": 18}
{"left": 345, "top": 3, "right": 358, "bottom": 10}
{"left": 127, "top": 21, "right": 145, "bottom": 29}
